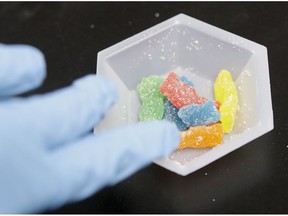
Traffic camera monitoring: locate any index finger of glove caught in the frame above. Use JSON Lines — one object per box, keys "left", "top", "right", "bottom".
{"left": 48, "top": 121, "right": 180, "bottom": 207}
{"left": 0, "top": 75, "right": 118, "bottom": 149}
{"left": 0, "top": 44, "right": 46, "bottom": 97}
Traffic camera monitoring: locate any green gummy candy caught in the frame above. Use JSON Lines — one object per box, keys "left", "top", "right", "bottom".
{"left": 139, "top": 98, "right": 164, "bottom": 121}
{"left": 137, "top": 76, "right": 164, "bottom": 101}
{"left": 137, "top": 75, "right": 165, "bottom": 121}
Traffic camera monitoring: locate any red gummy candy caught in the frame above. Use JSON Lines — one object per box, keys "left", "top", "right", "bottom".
{"left": 160, "top": 72, "right": 207, "bottom": 109}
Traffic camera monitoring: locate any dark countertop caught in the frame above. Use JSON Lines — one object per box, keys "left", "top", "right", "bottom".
{"left": 0, "top": 2, "right": 287, "bottom": 213}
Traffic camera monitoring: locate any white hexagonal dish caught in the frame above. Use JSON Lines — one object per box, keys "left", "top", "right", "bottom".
{"left": 95, "top": 14, "right": 273, "bottom": 176}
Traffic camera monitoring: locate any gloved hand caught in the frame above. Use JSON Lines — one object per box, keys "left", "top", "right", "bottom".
{"left": 0, "top": 44, "right": 180, "bottom": 213}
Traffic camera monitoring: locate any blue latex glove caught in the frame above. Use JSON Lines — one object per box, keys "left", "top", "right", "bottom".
{"left": 0, "top": 44, "right": 180, "bottom": 213}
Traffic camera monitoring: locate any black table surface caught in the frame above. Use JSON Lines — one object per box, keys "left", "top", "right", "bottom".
{"left": 0, "top": 2, "right": 287, "bottom": 214}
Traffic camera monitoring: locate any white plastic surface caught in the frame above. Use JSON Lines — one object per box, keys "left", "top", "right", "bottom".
{"left": 95, "top": 14, "right": 273, "bottom": 176}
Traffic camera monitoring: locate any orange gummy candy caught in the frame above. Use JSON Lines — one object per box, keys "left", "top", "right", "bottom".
{"left": 214, "top": 100, "right": 221, "bottom": 110}
{"left": 178, "top": 123, "right": 224, "bottom": 149}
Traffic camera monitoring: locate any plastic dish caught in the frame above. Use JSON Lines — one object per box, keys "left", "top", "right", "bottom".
{"left": 95, "top": 14, "right": 273, "bottom": 176}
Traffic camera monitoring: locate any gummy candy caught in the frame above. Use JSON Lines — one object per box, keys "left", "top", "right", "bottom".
{"left": 214, "top": 100, "right": 221, "bottom": 110}
{"left": 137, "top": 76, "right": 165, "bottom": 121}
{"left": 135, "top": 70, "right": 235, "bottom": 149}
{"left": 180, "top": 76, "right": 194, "bottom": 87}
{"left": 160, "top": 72, "right": 207, "bottom": 109}
{"left": 178, "top": 123, "right": 224, "bottom": 149}
{"left": 163, "top": 75, "right": 194, "bottom": 131}
{"left": 163, "top": 100, "right": 188, "bottom": 131}
{"left": 178, "top": 100, "right": 220, "bottom": 127}
{"left": 139, "top": 98, "right": 165, "bottom": 121}
{"left": 214, "top": 69, "right": 238, "bottom": 133}
{"left": 137, "top": 76, "right": 164, "bottom": 101}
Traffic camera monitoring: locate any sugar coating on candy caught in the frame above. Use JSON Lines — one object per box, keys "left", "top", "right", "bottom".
{"left": 137, "top": 75, "right": 165, "bottom": 121}
{"left": 136, "top": 71, "right": 230, "bottom": 149}
{"left": 160, "top": 72, "right": 207, "bottom": 109}
{"left": 178, "top": 123, "right": 224, "bottom": 149}
{"left": 137, "top": 76, "right": 164, "bottom": 101}
{"left": 178, "top": 100, "right": 220, "bottom": 127}
{"left": 163, "top": 75, "right": 194, "bottom": 131}
{"left": 214, "top": 69, "right": 238, "bottom": 133}
{"left": 138, "top": 98, "right": 164, "bottom": 121}
{"left": 163, "top": 100, "right": 188, "bottom": 131}
{"left": 139, "top": 98, "right": 164, "bottom": 121}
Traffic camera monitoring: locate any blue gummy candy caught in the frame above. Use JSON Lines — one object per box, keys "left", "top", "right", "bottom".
{"left": 163, "top": 100, "right": 188, "bottom": 131}
{"left": 180, "top": 76, "right": 194, "bottom": 87}
{"left": 178, "top": 100, "right": 220, "bottom": 127}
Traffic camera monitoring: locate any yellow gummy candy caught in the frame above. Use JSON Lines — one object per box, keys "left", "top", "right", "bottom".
{"left": 214, "top": 69, "right": 238, "bottom": 133}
